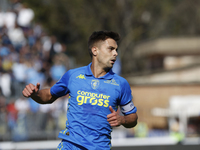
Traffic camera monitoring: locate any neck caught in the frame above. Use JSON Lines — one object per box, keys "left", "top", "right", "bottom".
{"left": 90, "top": 62, "right": 110, "bottom": 78}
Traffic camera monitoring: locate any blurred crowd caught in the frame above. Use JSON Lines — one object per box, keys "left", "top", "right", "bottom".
{"left": 0, "top": 1, "right": 72, "bottom": 141}
{"left": 0, "top": 1, "right": 126, "bottom": 142}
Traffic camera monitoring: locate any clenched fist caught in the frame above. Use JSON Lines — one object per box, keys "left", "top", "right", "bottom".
{"left": 22, "top": 83, "right": 40, "bottom": 98}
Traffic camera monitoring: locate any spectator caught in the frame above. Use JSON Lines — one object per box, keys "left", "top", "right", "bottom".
{"left": 27, "top": 28, "right": 36, "bottom": 48}
{"left": 50, "top": 58, "right": 67, "bottom": 81}
{"left": 0, "top": 25, "right": 12, "bottom": 46}
{"left": 43, "top": 35, "right": 62, "bottom": 64}
{"left": 6, "top": 100, "right": 18, "bottom": 131}
{"left": 1, "top": 10, "right": 17, "bottom": 29}
{"left": 0, "top": 43, "right": 10, "bottom": 57}
{"left": 12, "top": 57, "right": 27, "bottom": 97}
{"left": 17, "top": 4, "right": 34, "bottom": 29}
{"left": 25, "top": 59, "right": 45, "bottom": 88}
{"left": 0, "top": 71, "right": 12, "bottom": 97}
{"left": 8, "top": 22, "right": 26, "bottom": 52}
{"left": 15, "top": 96, "right": 30, "bottom": 114}
{"left": 12, "top": 96, "right": 29, "bottom": 141}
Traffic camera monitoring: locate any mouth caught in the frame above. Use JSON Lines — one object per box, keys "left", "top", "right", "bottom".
{"left": 110, "top": 59, "right": 116, "bottom": 64}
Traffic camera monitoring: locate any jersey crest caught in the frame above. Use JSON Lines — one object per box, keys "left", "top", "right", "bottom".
{"left": 91, "top": 79, "right": 99, "bottom": 89}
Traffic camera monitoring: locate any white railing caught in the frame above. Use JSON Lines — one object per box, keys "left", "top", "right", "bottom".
{"left": 0, "top": 137, "right": 179, "bottom": 150}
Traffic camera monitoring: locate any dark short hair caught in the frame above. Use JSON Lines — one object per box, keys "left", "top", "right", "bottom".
{"left": 88, "top": 31, "right": 120, "bottom": 57}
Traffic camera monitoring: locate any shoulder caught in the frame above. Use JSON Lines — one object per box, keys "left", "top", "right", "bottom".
{"left": 113, "top": 73, "right": 130, "bottom": 87}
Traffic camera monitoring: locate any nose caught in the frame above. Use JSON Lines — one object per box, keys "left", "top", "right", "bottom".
{"left": 113, "top": 49, "right": 118, "bottom": 57}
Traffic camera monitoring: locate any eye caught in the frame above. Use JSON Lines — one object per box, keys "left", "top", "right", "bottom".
{"left": 109, "top": 46, "right": 115, "bottom": 50}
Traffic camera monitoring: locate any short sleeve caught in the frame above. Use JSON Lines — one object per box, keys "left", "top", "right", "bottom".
{"left": 119, "top": 79, "right": 137, "bottom": 115}
{"left": 50, "top": 70, "right": 71, "bottom": 97}
{"left": 119, "top": 79, "right": 132, "bottom": 105}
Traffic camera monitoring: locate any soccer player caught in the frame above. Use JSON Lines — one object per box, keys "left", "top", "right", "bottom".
{"left": 22, "top": 31, "right": 138, "bottom": 150}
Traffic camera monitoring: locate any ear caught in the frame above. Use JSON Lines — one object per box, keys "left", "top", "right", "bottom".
{"left": 91, "top": 46, "right": 98, "bottom": 56}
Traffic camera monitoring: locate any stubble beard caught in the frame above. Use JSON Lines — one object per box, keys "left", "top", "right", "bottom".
{"left": 104, "top": 62, "right": 113, "bottom": 72}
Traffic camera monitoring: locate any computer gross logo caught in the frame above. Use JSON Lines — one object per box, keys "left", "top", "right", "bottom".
{"left": 76, "top": 90, "right": 110, "bottom": 107}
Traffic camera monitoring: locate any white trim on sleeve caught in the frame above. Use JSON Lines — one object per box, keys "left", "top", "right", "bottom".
{"left": 120, "top": 101, "right": 135, "bottom": 113}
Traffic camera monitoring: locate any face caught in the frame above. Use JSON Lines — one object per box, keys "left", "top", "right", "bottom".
{"left": 93, "top": 38, "right": 118, "bottom": 70}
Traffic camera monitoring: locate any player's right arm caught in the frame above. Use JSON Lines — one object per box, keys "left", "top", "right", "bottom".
{"left": 22, "top": 83, "right": 57, "bottom": 104}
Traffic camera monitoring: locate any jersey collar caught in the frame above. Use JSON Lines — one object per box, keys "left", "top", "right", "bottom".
{"left": 85, "top": 62, "right": 114, "bottom": 80}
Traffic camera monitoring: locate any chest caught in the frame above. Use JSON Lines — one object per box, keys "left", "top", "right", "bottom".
{"left": 68, "top": 75, "right": 121, "bottom": 109}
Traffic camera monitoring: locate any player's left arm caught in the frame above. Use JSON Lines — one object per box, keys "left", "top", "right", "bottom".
{"left": 107, "top": 106, "right": 138, "bottom": 128}
{"left": 120, "top": 111, "right": 138, "bottom": 128}
{"left": 107, "top": 78, "right": 138, "bottom": 128}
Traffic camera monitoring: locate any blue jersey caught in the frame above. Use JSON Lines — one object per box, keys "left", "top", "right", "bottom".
{"left": 50, "top": 63, "right": 137, "bottom": 150}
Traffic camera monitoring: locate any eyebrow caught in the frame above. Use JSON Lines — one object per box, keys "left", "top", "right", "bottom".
{"left": 108, "top": 46, "right": 118, "bottom": 50}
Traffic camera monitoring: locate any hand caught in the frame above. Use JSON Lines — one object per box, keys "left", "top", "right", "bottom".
{"left": 22, "top": 83, "right": 40, "bottom": 98}
{"left": 107, "top": 106, "right": 122, "bottom": 127}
